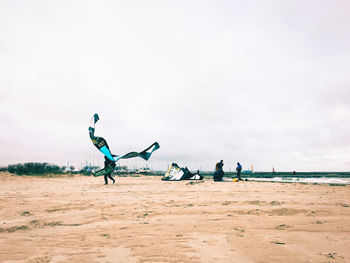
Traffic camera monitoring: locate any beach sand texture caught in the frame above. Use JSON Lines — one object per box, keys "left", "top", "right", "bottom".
{"left": 0, "top": 172, "right": 349, "bottom": 263}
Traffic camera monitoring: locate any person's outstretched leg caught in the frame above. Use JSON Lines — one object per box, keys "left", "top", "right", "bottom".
{"left": 108, "top": 174, "right": 115, "bottom": 184}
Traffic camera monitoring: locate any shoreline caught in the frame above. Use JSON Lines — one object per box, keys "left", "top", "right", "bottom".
{"left": 246, "top": 177, "right": 350, "bottom": 186}
{"left": 3, "top": 171, "right": 350, "bottom": 185}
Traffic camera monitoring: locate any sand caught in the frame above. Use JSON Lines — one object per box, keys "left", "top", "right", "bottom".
{"left": 0, "top": 172, "right": 349, "bottom": 263}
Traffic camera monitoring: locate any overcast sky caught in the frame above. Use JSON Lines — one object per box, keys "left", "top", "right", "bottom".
{"left": 1, "top": 1, "right": 349, "bottom": 171}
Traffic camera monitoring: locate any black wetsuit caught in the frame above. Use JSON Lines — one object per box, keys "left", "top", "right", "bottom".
{"left": 214, "top": 161, "right": 224, "bottom": 181}
{"left": 236, "top": 163, "right": 242, "bottom": 180}
{"left": 104, "top": 157, "right": 116, "bottom": 184}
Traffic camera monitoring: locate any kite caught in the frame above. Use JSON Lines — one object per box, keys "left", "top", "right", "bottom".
{"left": 89, "top": 113, "right": 159, "bottom": 176}
{"left": 162, "top": 163, "right": 203, "bottom": 181}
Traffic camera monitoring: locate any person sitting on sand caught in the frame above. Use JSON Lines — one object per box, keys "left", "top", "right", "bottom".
{"left": 213, "top": 160, "right": 224, "bottom": 181}
{"left": 103, "top": 156, "right": 115, "bottom": 185}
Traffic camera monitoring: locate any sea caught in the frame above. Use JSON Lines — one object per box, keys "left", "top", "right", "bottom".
{"left": 247, "top": 177, "right": 350, "bottom": 185}
{"left": 206, "top": 172, "right": 350, "bottom": 185}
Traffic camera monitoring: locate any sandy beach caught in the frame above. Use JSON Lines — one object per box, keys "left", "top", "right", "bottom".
{"left": 0, "top": 172, "right": 349, "bottom": 263}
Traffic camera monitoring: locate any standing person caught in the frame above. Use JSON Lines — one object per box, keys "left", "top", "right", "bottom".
{"left": 236, "top": 162, "right": 242, "bottom": 181}
{"left": 213, "top": 160, "right": 224, "bottom": 181}
{"left": 104, "top": 156, "right": 116, "bottom": 185}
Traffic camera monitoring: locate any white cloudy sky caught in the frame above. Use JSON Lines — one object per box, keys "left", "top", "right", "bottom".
{"left": 1, "top": 1, "right": 349, "bottom": 171}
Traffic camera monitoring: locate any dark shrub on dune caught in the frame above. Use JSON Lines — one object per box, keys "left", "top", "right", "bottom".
{"left": 6, "top": 162, "right": 64, "bottom": 175}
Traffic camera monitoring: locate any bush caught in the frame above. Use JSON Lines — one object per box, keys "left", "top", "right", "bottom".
{"left": 6, "top": 162, "right": 64, "bottom": 175}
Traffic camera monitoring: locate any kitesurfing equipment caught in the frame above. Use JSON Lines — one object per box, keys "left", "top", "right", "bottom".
{"left": 88, "top": 113, "right": 160, "bottom": 176}
{"left": 162, "top": 163, "right": 203, "bottom": 181}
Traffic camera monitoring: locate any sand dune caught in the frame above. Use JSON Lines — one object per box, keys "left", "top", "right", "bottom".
{"left": 0, "top": 172, "right": 349, "bottom": 262}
